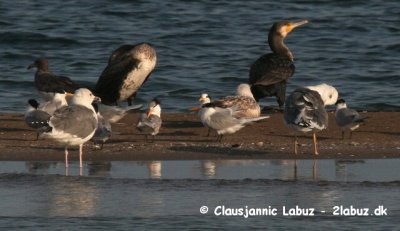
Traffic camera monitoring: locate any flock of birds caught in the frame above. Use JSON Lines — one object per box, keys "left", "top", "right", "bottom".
{"left": 23, "top": 19, "right": 368, "bottom": 169}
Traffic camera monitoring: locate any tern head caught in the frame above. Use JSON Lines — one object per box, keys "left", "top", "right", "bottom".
{"left": 147, "top": 98, "right": 161, "bottom": 117}
{"left": 199, "top": 93, "right": 211, "bottom": 104}
{"left": 236, "top": 84, "right": 254, "bottom": 98}
{"left": 335, "top": 98, "right": 347, "bottom": 109}
{"left": 305, "top": 83, "right": 338, "bottom": 106}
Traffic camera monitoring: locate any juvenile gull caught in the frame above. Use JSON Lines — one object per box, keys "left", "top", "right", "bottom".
{"left": 201, "top": 103, "right": 270, "bottom": 142}
{"left": 94, "top": 43, "right": 157, "bottom": 106}
{"left": 28, "top": 58, "right": 80, "bottom": 101}
{"left": 40, "top": 88, "right": 100, "bottom": 168}
{"left": 136, "top": 99, "right": 162, "bottom": 142}
{"left": 284, "top": 87, "right": 334, "bottom": 155}
{"left": 209, "top": 84, "right": 261, "bottom": 119}
{"left": 335, "top": 99, "right": 368, "bottom": 139}
{"left": 249, "top": 20, "right": 308, "bottom": 108}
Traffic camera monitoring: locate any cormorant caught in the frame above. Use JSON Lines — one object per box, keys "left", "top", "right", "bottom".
{"left": 94, "top": 43, "right": 157, "bottom": 106}
{"left": 249, "top": 20, "right": 308, "bottom": 108}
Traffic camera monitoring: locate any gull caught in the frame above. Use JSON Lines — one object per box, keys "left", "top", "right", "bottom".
{"left": 136, "top": 99, "right": 162, "bottom": 142}
{"left": 284, "top": 84, "right": 338, "bottom": 155}
{"left": 37, "top": 92, "right": 72, "bottom": 115}
{"left": 209, "top": 83, "right": 261, "bottom": 118}
{"left": 28, "top": 58, "right": 80, "bottom": 101}
{"left": 201, "top": 103, "right": 270, "bottom": 142}
{"left": 335, "top": 99, "right": 368, "bottom": 139}
{"left": 40, "top": 88, "right": 100, "bottom": 168}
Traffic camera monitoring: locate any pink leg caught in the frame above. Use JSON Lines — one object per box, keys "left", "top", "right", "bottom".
{"left": 313, "top": 132, "right": 319, "bottom": 155}
{"left": 79, "top": 144, "right": 83, "bottom": 168}
{"left": 65, "top": 146, "right": 69, "bottom": 168}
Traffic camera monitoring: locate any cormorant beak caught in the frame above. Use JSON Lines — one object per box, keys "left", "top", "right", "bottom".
{"left": 287, "top": 19, "right": 309, "bottom": 33}
{"left": 27, "top": 63, "right": 36, "bottom": 70}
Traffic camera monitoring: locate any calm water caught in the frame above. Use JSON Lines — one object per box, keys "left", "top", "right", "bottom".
{"left": 0, "top": 159, "right": 399, "bottom": 230}
{"left": 1, "top": 0, "right": 400, "bottom": 113}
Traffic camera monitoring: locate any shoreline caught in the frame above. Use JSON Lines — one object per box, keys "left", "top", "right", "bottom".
{"left": 0, "top": 112, "right": 399, "bottom": 161}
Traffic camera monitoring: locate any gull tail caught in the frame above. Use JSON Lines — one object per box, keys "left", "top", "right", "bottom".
{"left": 354, "top": 115, "right": 368, "bottom": 123}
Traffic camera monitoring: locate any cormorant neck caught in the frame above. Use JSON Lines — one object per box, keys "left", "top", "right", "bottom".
{"left": 268, "top": 33, "right": 293, "bottom": 61}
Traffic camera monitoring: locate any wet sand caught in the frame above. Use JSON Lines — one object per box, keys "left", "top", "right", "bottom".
{"left": 0, "top": 112, "right": 399, "bottom": 161}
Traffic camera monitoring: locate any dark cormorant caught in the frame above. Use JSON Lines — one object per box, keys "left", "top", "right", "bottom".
{"left": 249, "top": 20, "right": 308, "bottom": 108}
{"left": 94, "top": 43, "right": 157, "bottom": 106}
{"left": 28, "top": 58, "right": 80, "bottom": 101}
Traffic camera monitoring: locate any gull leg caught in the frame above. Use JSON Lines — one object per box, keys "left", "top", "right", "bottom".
{"left": 65, "top": 146, "right": 69, "bottom": 168}
{"left": 313, "top": 132, "right": 319, "bottom": 155}
{"left": 206, "top": 128, "right": 211, "bottom": 137}
{"left": 341, "top": 130, "right": 345, "bottom": 140}
{"left": 294, "top": 134, "right": 298, "bottom": 155}
{"left": 79, "top": 144, "right": 83, "bottom": 168}
{"left": 349, "top": 130, "right": 353, "bottom": 139}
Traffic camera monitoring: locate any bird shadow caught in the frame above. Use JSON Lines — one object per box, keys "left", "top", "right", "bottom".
{"left": 162, "top": 120, "right": 203, "bottom": 129}
{"left": 169, "top": 145, "right": 266, "bottom": 156}
{"left": 0, "top": 127, "right": 33, "bottom": 132}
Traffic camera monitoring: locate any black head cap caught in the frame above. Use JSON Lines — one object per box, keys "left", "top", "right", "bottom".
{"left": 28, "top": 99, "right": 40, "bottom": 109}
{"left": 335, "top": 99, "right": 346, "bottom": 105}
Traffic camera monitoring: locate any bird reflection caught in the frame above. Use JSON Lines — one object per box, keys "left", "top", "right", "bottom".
{"left": 88, "top": 161, "right": 112, "bottom": 177}
{"left": 200, "top": 160, "right": 217, "bottom": 178}
{"left": 25, "top": 161, "right": 57, "bottom": 174}
{"left": 147, "top": 161, "right": 162, "bottom": 179}
{"left": 48, "top": 178, "right": 98, "bottom": 217}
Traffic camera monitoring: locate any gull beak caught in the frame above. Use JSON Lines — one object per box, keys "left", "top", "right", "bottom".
{"left": 65, "top": 92, "right": 74, "bottom": 97}
{"left": 93, "top": 96, "right": 101, "bottom": 103}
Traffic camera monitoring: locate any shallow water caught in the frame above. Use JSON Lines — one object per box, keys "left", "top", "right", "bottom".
{"left": 1, "top": 0, "right": 400, "bottom": 113}
{"left": 0, "top": 159, "right": 399, "bottom": 230}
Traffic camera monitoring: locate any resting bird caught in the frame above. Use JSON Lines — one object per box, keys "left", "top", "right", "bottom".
{"left": 249, "top": 20, "right": 308, "bottom": 108}
{"left": 94, "top": 43, "right": 157, "bottom": 106}
{"left": 284, "top": 86, "right": 336, "bottom": 155}
{"left": 91, "top": 103, "right": 112, "bottom": 149}
{"left": 136, "top": 99, "right": 162, "bottom": 142}
{"left": 335, "top": 99, "right": 368, "bottom": 139}
{"left": 209, "top": 84, "right": 261, "bottom": 119}
{"left": 37, "top": 92, "right": 71, "bottom": 115}
{"left": 24, "top": 99, "right": 52, "bottom": 140}
{"left": 40, "top": 88, "right": 100, "bottom": 168}
{"left": 305, "top": 83, "right": 338, "bottom": 106}
{"left": 28, "top": 58, "right": 80, "bottom": 101}
{"left": 201, "top": 104, "right": 270, "bottom": 142}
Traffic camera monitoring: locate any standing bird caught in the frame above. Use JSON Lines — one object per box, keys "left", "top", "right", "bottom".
{"left": 284, "top": 87, "right": 331, "bottom": 155}
{"left": 40, "top": 88, "right": 100, "bottom": 168}
{"left": 91, "top": 103, "right": 112, "bottom": 149}
{"left": 28, "top": 58, "right": 80, "bottom": 101}
{"left": 94, "top": 43, "right": 157, "bottom": 106}
{"left": 335, "top": 99, "right": 368, "bottom": 139}
{"left": 201, "top": 104, "right": 270, "bottom": 142}
{"left": 209, "top": 84, "right": 261, "bottom": 119}
{"left": 37, "top": 92, "right": 72, "bottom": 115}
{"left": 24, "top": 99, "right": 52, "bottom": 140}
{"left": 249, "top": 20, "right": 309, "bottom": 108}
{"left": 136, "top": 99, "right": 162, "bottom": 142}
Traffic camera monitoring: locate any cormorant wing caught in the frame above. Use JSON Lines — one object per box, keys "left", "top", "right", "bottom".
{"left": 249, "top": 53, "right": 295, "bottom": 86}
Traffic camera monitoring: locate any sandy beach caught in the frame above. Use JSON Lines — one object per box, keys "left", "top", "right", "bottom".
{"left": 0, "top": 111, "right": 399, "bottom": 161}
